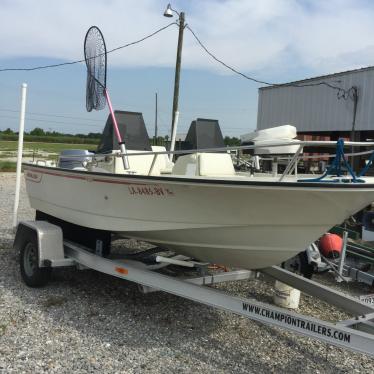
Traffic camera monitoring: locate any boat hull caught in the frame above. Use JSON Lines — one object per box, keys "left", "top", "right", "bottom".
{"left": 24, "top": 165, "right": 374, "bottom": 269}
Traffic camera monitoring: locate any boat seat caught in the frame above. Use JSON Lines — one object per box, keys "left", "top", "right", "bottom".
{"left": 172, "top": 154, "right": 199, "bottom": 176}
{"left": 198, "top": 153, "right": 235, "bottom": 176}
{"left": 150, "top": 146, "right": 174, "bottom": 174}
{"left": 110, "top": 147, "right": 174, "bottom": 175}
{"left": 172, "top": 153, "right": 236, "bottom": 177}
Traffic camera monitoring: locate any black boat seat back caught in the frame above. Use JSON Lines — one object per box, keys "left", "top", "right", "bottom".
{"left": 183, "top": 118, "right": 225, "bottom": 151}
{"left": 97, "top": 110, "right": 152, "bottom": 153}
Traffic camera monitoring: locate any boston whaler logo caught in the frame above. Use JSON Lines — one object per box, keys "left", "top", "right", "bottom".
{"left": 25, "top": 171, "right": 42, "bottom": 183}
{"left": 128, "top": 184, "right": 174, "bottom": 197}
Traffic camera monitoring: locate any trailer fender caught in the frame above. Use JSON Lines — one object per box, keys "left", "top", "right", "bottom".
{"left": 13, "top": 221, "right": 65, "bottom": 267}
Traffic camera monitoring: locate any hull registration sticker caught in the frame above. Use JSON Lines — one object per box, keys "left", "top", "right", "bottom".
{"left": 128, "top": 185, "right": 174, "bottom": 197}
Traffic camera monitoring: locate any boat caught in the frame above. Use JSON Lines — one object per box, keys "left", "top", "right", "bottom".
{"left": 23, "top": 112, "right": 374, "bottom": 270}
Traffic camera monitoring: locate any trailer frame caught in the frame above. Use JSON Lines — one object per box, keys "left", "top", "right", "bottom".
{"left": 13, "top": 220, "right": 374, "bottom": 357}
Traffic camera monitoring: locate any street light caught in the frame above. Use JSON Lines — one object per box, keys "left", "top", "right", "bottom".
{"left": 163, "top": 3, "right": 174, "bottom": 17}
{"left": 163, "top": 3, "right": 185, "bottom": 160}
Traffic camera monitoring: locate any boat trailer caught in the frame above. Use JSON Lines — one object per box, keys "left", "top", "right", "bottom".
{"left": 13, "top": 220, "right": 374, "bottom": 357}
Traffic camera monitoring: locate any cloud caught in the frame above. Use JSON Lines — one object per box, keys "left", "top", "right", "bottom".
{"left": 1, "top": 0, "right": 374, "bottom": 77}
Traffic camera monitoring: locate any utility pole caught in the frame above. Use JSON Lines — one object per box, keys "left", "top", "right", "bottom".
{"left": 170, "top": 11, "right": 185, "bottom": 152}
{"left": 164, "top": 4, "right": 185, "bottom": 160}
{"left": 350, "top": 86, "right": 359, "bottom": 142}
{"left": 350, "top": 86, "right": 359, "bottom": 172}
{"left": 154, "top": 92, "right": 158, "bottom": 145}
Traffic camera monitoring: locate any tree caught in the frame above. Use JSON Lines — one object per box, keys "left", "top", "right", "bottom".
{"left": 224, "top": 136, "right": 241, "bottom": 146}
{"left": 2, "top": 128, "right": 14, "bottom": 134}
{"left": 29, "top": 127, "right": 45, "bottom": 136}
{"left": 87, "top": 132, "right": 102, "bottom": 139}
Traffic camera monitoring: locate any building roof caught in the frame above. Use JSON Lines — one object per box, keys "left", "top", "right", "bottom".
{"left": 259, "top": 65, "right": 374, "bottom": 91}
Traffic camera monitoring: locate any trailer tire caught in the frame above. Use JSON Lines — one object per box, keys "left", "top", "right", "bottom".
{"left": 20, "top": 231, "right": 51, "bottom": 287}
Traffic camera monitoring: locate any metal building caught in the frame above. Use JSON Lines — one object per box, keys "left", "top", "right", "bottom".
{"left": 257, "top": 66, "right": 374, "bottom": 140}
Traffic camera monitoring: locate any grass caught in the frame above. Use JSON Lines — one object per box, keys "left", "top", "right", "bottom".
{"left": 0, "top": 141, "right": 97, "bottom": 153}
{"left": 0, "top": 140, "right": 98, "bottom": 172}
{"left": 0, "top": 161, "right": 16, "bottom": 172}
{"left": 0, "top": 152, "right": 14, "bottom": 158}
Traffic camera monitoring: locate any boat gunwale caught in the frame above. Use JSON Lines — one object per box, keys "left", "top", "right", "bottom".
{"left": 22, "top": 163, "right": 374, "bottom": 189}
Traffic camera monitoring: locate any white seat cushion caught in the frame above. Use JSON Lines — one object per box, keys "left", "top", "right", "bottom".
{"left": 198, "top": 153, "right": 235, "bottom": 176}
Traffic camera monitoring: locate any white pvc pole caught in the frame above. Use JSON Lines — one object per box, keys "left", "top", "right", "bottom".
{"left": 12, "top": 83, "right": 27, "bottom": 229}
{"left": 169, "top": 110, "right": 179, "bottom": 161}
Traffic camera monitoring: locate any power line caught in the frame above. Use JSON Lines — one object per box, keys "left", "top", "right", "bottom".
{"left": 0, "top": 22, "right": 176, "bottom": 72}
{"left": 0, "top": 108, "right": 105, "bottom": 122}
{"left": 186, "top": 24, "right": 356, "bottom": 100}
{"left": 106, "top": 22, "right": 176, "bottom": 54}
{"left": 0, "top": 114, "right": 103, "bottom": 128}
{"left": 0, "top": 19, "right": 357, "bottom": 102}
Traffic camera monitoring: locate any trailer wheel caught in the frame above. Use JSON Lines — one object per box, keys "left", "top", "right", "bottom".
{"left": 20, "top": 232, "right": 51, "bottom": 287}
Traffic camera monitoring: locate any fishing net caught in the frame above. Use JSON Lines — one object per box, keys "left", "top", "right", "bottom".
{"left": 84, "top": 26, "right": 107, "bottom": 112}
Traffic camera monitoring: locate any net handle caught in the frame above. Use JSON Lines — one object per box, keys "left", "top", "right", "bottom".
{"left": 104, "top": 89, "right": 129, "bottom": 169}
{"left": 104, "top": 89, "right": 121, "bottom": 142}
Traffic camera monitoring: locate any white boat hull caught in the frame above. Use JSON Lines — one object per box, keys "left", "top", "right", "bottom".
{"left": 24, "top": 165, "right": 374, "bottom": 269}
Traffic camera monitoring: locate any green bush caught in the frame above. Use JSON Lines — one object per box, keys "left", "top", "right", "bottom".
{"left": 0, "top": 161, "right": 16, "bottom": 172}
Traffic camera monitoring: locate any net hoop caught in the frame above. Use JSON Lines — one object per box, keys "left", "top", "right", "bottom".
{"left": 84, "top": 26, "right": 107, "bottom": 112}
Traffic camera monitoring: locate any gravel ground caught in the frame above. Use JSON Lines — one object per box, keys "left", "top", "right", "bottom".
{"left": 0, "top": 172, "right": 373, "bottom": 373}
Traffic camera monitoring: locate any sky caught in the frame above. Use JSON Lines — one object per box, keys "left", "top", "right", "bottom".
{"left": 1, "top": 0, "right": 374, "bottom": 138}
